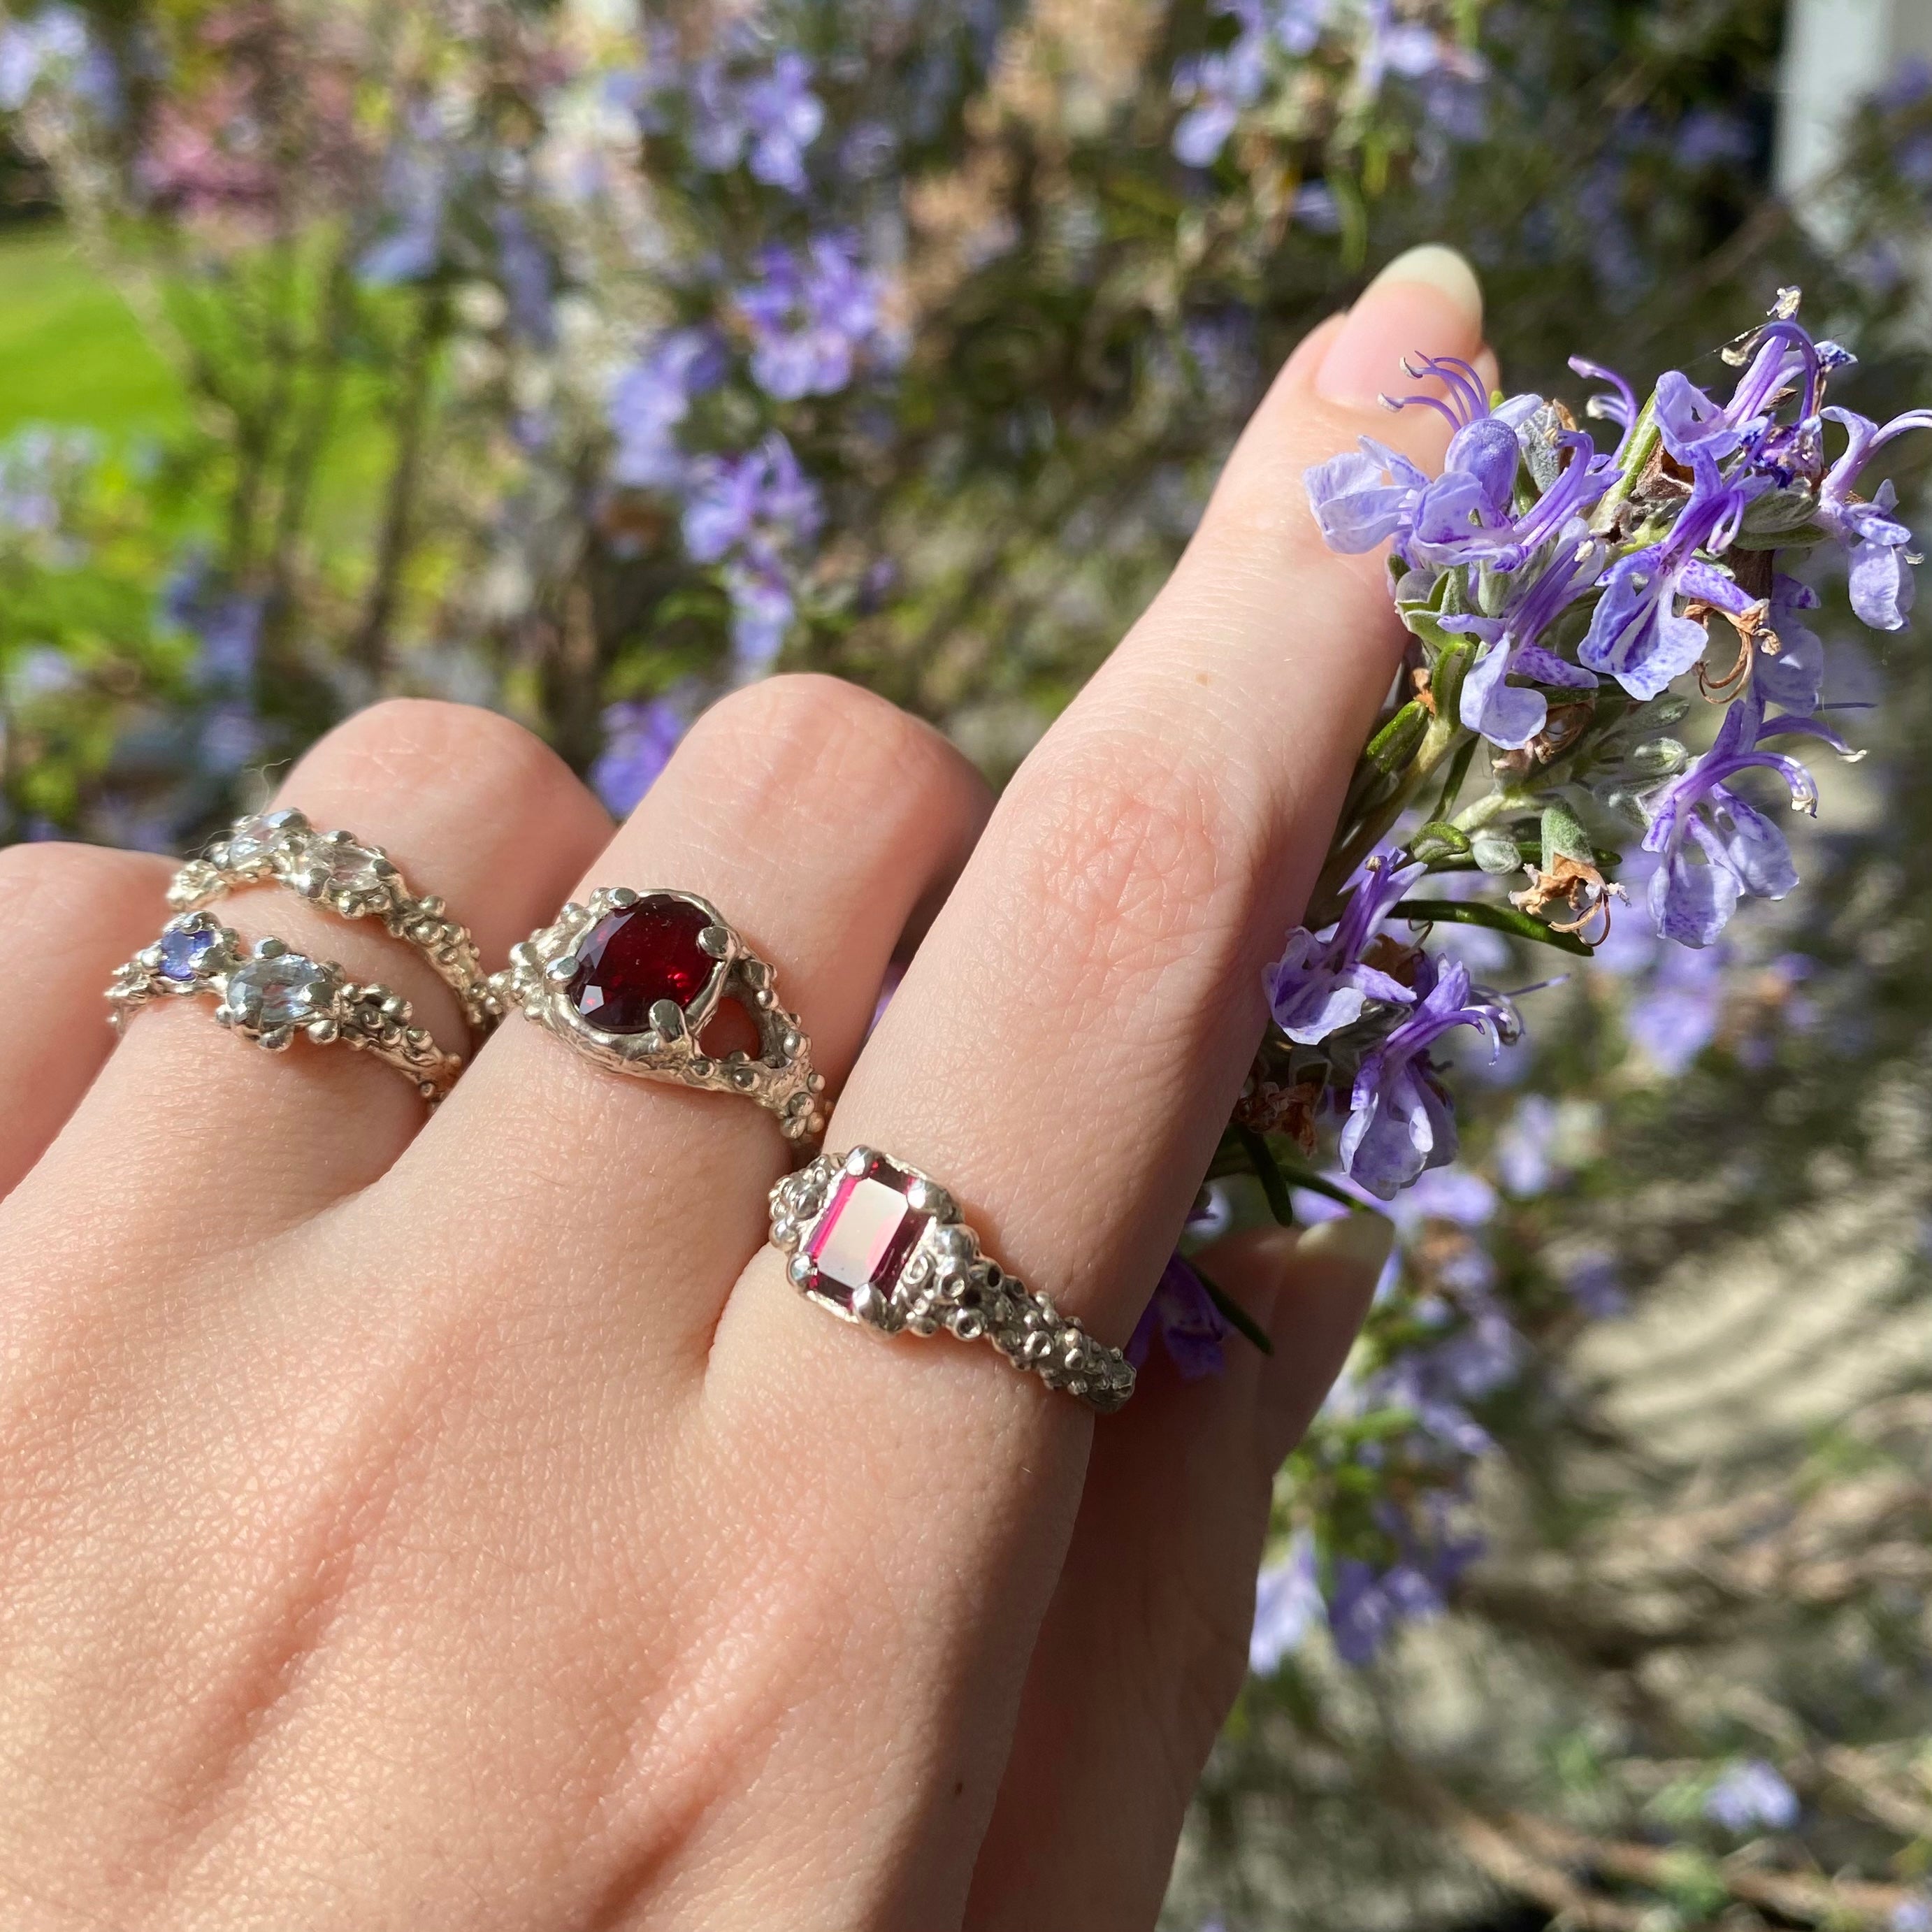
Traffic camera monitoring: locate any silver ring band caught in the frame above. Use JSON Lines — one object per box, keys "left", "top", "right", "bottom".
{"left": 493, "top": 887, "right": 826, "bottom": 1143}
{"left": 108, "top": 912, "right": 464, "bottom": 1107}
{"left": 769, "top": 1148, "right": 1136, "bottom": 1413}
{"left": 168, "top": 808, "right": 498, "bottom": 1035}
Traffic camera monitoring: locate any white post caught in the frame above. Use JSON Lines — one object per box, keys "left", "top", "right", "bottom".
{"left": 1777, "top": 0, "right": 1932, "bottom": 211}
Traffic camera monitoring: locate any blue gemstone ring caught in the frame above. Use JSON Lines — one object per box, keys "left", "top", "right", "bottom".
{"left": 106, "top": 912, "right": 464, "bottom": 1108}
{"left": 166, "top": 808, "right": 498, "bottom": 1037}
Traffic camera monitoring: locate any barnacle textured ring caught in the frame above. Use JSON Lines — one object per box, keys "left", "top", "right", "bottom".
{"left": 492, "top": 888, "right": 827, "bottom": 1143}
{"left": 167, "top": 807, "right": 498, "bottom": 1035}
{"left": 106, "top": 911, "right": 464, "bottom": 1106}
{"left": 769, "top": 1148, "right": 1137, "bottom": 1413}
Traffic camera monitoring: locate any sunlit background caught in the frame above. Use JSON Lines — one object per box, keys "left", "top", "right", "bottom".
{"left": 4, "top": 2, "right": 1932, "bottom": 1926}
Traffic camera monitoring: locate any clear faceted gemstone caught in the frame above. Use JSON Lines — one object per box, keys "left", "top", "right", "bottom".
{"left": 228, "top": 953, "right": 334, "bottom": 1029}
{"left": 322, "top": 842, "right": 385, "bottom": 893}
{"left": 155, "top": 925, "right": 218, "bottom": 983}
{"left": 227, "top": 807, "right": 302, "bottom": 867}
{"left": 802, "top": 1154, "right": 932, "bottom": 1309}
{"left": 565, "top": 894, "right": 716, "bottom": 1034}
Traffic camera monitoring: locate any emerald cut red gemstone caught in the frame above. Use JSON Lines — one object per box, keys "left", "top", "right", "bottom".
{"left": 566, "top": 894, "right": 716, "bottom": 1033}
{"left": 802, "top": 1154, "right": 931, "bottom": 1309}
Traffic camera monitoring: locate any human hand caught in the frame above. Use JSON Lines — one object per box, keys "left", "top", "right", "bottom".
{"left": 0, "top": 245, "right": 1485, "bottom": 1931}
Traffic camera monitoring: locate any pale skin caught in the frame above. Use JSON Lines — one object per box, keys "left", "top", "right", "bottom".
{"left": 0, "top": 247, "right": 1492, "bottom": 1930}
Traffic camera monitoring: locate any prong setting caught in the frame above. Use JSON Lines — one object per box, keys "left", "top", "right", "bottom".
{"left": 491, "top": 886, "right": 828, "bottom": 1140}
{"left": 768, "top": 1148, "right": 1134, "bottom": 1412}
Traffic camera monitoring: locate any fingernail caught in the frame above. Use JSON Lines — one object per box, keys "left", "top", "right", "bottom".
{"left": 1315, "top": 243, "right": 1484, "bottom": 407}
{"left": 1289, "top": 1211, "right": 1397, "bottom": 1288}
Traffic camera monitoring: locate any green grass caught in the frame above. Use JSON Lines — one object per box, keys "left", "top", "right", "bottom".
{"left": 0, "top": 224, "right": 189, "bottom": 437}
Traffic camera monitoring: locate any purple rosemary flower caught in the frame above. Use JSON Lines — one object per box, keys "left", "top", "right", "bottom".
{"left": 1302, "top": 437, "right": 1429, "bottom": 552}
{"left": 740, "top": 50, "right": 825, "bottom": 192}
{"left": 1397, "top": 1165, "right": 1497, "bottom": 1230}
{"left": 735, "top": 234, "right": 904, "bottom": 402}
{"left": 1326, "top": 1512, "right": 1483, "bottom": 1666}
{"left": 723, "top": 560, "right": 801, "bottom": 677}
{"left": 1758, "top": 575, "right": 1826, "bottom": 712}
{"left": 0, "top": 5, "right": 88, "bottom": 111}
{"left": 1340, "top": 955, "right": 1517, "bottom": 1199}
{"left": 1652, "top": 321, "right": 1836, "bottom": 470}
{"left": 1642, "top": 689, "right": 1850, "bottom": 948}
{"left": 608, "top": 328, "right": 728, "bottom": 492}
{"left": 1569, "top": 354, "right": 1640, "bottom": 456}
{"left": 1309, "top": 360, "right": 1610, "bottom": 574}
{"left": 1357, "top": 0, "right": 1462, "bottom": 97}
{"left": 1127, "top": 1253, "right": 1232, "bottom": 1380}
{"left": 590, "top": 695, "right": 689, "bottom": 817}
{"left": 357, "top": 111, "right": 449, "bottom": 287}
{"left": 1171, "top": 0, "right": 1330, "bottom": 166}
{"left": 1704, "top": 1759, "right": 1799, "bottom": 1835}
{"left": 1816, "top": 405, "right": 1932, "bottom": 629}
{"left": 1249, "top": 1530, "right": 1322, "bottom": 1673}
{"left": 1563, "top": 1249, "right": 1627, "bottom": 1318}
{"left": 1579, "top": 450, "right": 1759, "bottom": 700}
{"left": 1443, "top": 525, "right": 1603, "bottom": 748}
{"left": 682, "top": 433, "right": 822, "bottom": 567}
{"left": 681, "top": 435, "right": 823, "bottom": 673}
{"left": 1266, "top": 849, "right": 1422, "bottom": 1044}
{"left": 1624, "top": 938, "right": 1726, "bottom": 1073}
{"left": 686, "top": 46, "right": 824, "bottom": 194}
{"left": 1495, "top": 1093, "right": 1560, "bottom": 1196}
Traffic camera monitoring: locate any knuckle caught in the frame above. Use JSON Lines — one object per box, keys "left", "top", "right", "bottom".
{"left": 297, "top": 698, "right": 572, "bottom": 807}
{"left": 1003, "top": 732, "right": 1252, "bottom": 1002}
{"left": 0, "top": 841, "right": 168, "bottom": 935}
{"left": 684, "top": 674, "right": 969, "bottom": 832}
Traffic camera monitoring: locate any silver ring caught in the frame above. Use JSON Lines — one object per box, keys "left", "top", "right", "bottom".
{"left": 768, "top": 1148, "right": 1136, "bottom": 1413}
{"left": 107, "top": 911, "right": 464, "bottom": 1107}
{"left": 492, "top": 887, "right": 827, "bottom": 1143}
{"left": 168, "top": 808, "right": 498, "bottom": 1035}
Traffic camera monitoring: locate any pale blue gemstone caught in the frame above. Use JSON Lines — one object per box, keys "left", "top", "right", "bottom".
{"left": 227, "top": 953, "right": 333, "bottom": 1028}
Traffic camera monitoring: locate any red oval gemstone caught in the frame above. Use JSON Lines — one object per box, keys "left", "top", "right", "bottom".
{"left": 566, "top": 895, "right": 717, "bottom": 1033}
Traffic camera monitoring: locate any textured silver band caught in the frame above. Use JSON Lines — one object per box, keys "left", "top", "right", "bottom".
{"left": 769, "top": 1148, "right": 1136, "bottom": 1413}
{"left": 107, "top": 911, "right": 463, "bottom": 1106}
{"left": 168, "top": 807, "right": 498, "bottom": 1035}
{"left": 492, "top": 886, "right": 827, "bottom": 1143}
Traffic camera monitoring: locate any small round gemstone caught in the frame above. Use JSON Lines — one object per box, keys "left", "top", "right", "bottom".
{"left": 155, "top": 925, "right": 218, "bottom": 983}
{"left": 228, "top": 953, "right": 334, "bottom": 1029}
{"left": 227, "top": 808, "right": 302, "bottom": 867}
{"left": 565, "top": 894, "right": 717, "bottom": 1033}
{"left": 155, "top": 919, "right": 218, "bottom": 981}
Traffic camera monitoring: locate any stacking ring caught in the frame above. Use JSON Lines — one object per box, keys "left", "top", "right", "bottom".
{"left": 168, "top": 808, "right": 498, "bottom": 1035}
{"left": 107, "top": 911, "right": 463, "bottom": 1106}
{"left": 768, "top": 1148, "right": 1136, "bottom": 1413}
{"left": 493, "top": 888, "right": 827, "bottom": 1142}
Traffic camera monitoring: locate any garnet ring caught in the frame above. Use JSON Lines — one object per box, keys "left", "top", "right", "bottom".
{"left": 167, "top": 807, "right": 498, "bottom": 1036}
{"left": 492, "top": 888, "right": 827, "bottom": 1143}
{"left": 106, "top": 911, "right": 464, "bottom": 1106}
{"left": 768, "top": 1148, "right": 1137, "bottom": 1413}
